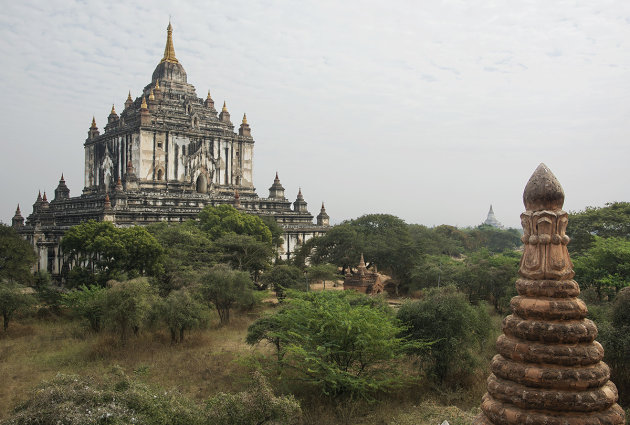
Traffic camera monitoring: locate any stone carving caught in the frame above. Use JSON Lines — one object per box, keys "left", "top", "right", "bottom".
{"left": 473, "top": 163, "right": 625, "bottom": 425}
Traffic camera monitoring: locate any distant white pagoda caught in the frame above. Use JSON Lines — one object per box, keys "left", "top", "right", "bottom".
{"left": 483, "top": 205, "right": 503, "bottom": 228}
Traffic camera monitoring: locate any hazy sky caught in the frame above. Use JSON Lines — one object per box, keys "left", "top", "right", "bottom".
{"left": 1, "top": 0, "right": 629, "bottom": 228}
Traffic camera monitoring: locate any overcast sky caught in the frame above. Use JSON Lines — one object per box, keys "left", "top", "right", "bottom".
{"left": 1, "top": 0, "right": 629, "bottom": 228}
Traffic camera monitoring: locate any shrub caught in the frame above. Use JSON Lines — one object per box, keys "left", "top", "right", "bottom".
{"left": 397, "top": 286, "right": 491, "bottom": 386}
{"left": 103, "top": 278, "right": 156, "bottom": 343}
{"left": 4, "top": 369, "right": 204, "bottom": 425}
{"left": 247, "top": 290, "right": 421, "bottom": 400}
{"left": 157, "top": 289, "right": 209, "bottom": 343}
{"left": 201, "top": 265, "right": 254, "bottom": 325}
{"left": 205, "top": 371, "right": 301, "bottom": 424}
{"left": 63, "top": 285, "right": 108, "bottom": 332}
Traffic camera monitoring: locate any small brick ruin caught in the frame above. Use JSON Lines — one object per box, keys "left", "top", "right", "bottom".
{"left": 474, "top": 164, "right": 625, "bottom": 425}
{"left": 343, "top": 254, "right": 385, "bottom": 295}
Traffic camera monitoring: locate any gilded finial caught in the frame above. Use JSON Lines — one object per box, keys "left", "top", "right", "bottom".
{"left": 91, "top": 116, "right": 97, "bottom": 128}
{"left": 242, "top": 113, "right": 247, "bottom": 124}
{"left": 110, "top": 104, "right": 116, "bottom": 115}
{"left": 160, "top": 21, "right": 179, "bottom": 64}
{"left": 222, "top": 101, "right": 228, "bottom": 112}
{"left": 207, "top": 90, "right": 212, "bottom": 100}
{"left": 149, "top": 89, "right": 155, "bottom": 101}
{"left": 141, "top": 96, "right": 148, "bottom": 109}
{"left": 155, "top": 80, "right": 160, "bottom": 90}
{"left": 127, "top": 91, "right": 132, "bottom": 102}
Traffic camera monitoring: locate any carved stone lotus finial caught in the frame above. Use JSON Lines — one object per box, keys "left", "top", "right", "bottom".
{"left": 473, "top": 163, "right": 625, "bottom": 425}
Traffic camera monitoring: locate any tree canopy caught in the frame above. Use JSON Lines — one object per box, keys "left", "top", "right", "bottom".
{"left": 0, "top": 224, "right": 37, "bottom": 284}
{"left": 197, "top": 204, "right": 272, "bottom": 244}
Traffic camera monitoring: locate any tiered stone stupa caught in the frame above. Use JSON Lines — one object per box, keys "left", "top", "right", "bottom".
{"left": 474, "top": 164, "right": 625, "bottom": 425}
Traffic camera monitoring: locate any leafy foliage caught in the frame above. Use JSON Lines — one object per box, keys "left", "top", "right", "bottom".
{"left": 247, "top": 291, "right": 420, "bottom": 400}
{"left": 573, "top": 237, "right": 630, "bottom": 301}
{"left": 197, "top": 204, "right": 272, "bottom": 243}
{"left": 157, "top": 289, "right": 209, "bottom": 343}
{"left": 205, "top": 371, "right": 301, "bottom": 424}
{"left": 201, "top": 265, "right": 254, "bottom": 324}
{"left": 397, "top": 286, "right": 491, "bottom": 385}
{"left": 147, "top": 222, "right": 217, "bottom": 294}
{"left": 215, "top": 234, "right": 274, "bottom": 278}
{"left": 260, "top": 264, "right": 304, "bottom": 298}
{"left": 0, "top": 224, "right": 37, "bottom": 284}
{"left": 3, "top": 370, "right": 205, "bottom": 425}
{"left": 0, "top": 284, "right": 35, "bottom": 331}
{"left": 567, "top": 202, "right": 630, "bottom": 255}
{"left": 62, "top": 221, "right": 164, "bottom": 287}
{"left": 62, "top": 285, "right": 108, "bottom": 332}
{"left": 103, "top": 278, "right": 156, "bottom": 343}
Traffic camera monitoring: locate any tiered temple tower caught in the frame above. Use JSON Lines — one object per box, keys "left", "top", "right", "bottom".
{"left": 474, "top": 164, "right": 625, "bottom": 425}
{"left": 14, "top": 23, "right": 329, "bottom": 274}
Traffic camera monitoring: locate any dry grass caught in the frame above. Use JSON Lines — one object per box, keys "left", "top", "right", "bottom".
{"left": 0, "top": 312, "right": 265, "bottom": 421}
{"left": 0, "top": 301, "right": 505, "bottom": 424}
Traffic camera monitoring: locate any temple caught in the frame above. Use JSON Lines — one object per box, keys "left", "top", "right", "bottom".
{"left": 343, "top": 254, "right": 386, "bottom": 295}
{"left": 483, "top": 205, "right": 503, "bottom": 228}
{"left": 11, "top": 23, "right": 329, "bottom": 275}
{"left": 474, "top": 164, "right": 625, "bottom": 425}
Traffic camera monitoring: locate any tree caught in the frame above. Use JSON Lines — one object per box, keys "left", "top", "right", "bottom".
{"left": 260, "top": 264, "right": 303, "bottom": 299}
{"left": 201, "top": 265, "right": 254, "bottom": 325}
{"left": 260, "top": 215, "right": 285, "bottom": 253}
{"left": 0, "top": 284, "right": 34, "bottom": 331}
{"left": 215, "top": 234, "right": 274, "bottom": 279}
{"left": 309, "top": 214, "right": 416, "bottom": 284}
{"left": 567, "top": 202, "right": 630, "bottom": 255}
{"left": 62, "top": 285, "right": 108, "bottom": 332}
{"left": 305, "top": 263, "right": 338, "bottom": 290}
{"left": 148, "top": 222, "right": 217, "bottom": 294}
{"left": 103, "top": 278, "right": 156, "bottom": 343}
{"left": 247, "top": 291, "right": 420, "bottom": 401}
{"left": 0, "top": 224, "right": 37, "bottom": 284}
{"left": 197, "top": 204, "right": 272, "bottom": 243}
{"left": 158, "top": 289, "right": 208, "bottom": 343}
{"left": 397, "top": 286, "right": 491, "bottom": 385}
{"left": 573, "top": 237, "right": 630, "bottom": 301}
{"left": 62, "top": 221, "right": 164, "bottom": 286}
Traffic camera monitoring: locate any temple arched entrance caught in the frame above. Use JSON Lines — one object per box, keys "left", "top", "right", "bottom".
{"left": 196, "top": 174, "right": 208, "bottom": 193}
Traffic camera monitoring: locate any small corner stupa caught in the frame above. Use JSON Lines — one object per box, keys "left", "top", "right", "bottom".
{"left": 473, "top": 163, "right": 625, "bottom": 425}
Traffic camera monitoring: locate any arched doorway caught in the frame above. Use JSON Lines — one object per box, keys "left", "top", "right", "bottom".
{"left": 196, "top": 174, "right": 207, "bottom": 193}
{"left": 157, "top": 169, "right": 164, "bottom": 181}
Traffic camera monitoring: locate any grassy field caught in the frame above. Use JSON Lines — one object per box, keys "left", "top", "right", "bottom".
{"left": 0, "top": 300, "right": 499, "bottom": 424}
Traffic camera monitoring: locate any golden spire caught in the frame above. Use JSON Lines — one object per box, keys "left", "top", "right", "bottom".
{"left": 91, "top": 116, "right": 97, "bottom": 128}
{"left": 242, "top": 113, "right": 247, "bottom": 124}
{"left": 206, "top": 90, "right": 212, "bottom": 100}
{"left": 155, "top": 80, "right": 160, "bottom": 90}
{"left": 126, "top": 91, "right": 132, "bottom": 102}
{"left": 222, "top": 101, "right": 228, "bottom": 112}
{"left": 160, "top": 21, "right": 179, "bottom": 64}
{"left": 141, "top": 96, "right": 148, "bottom": 109}
{"left": 110, "top": 104, "right": 117, "bottom": 115}
{"left": 149, "top": 89, "right": 155, "bottom": 101}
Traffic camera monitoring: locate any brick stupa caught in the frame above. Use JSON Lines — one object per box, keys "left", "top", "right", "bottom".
{"left": 474, "top": 164, "right": 625, "bottom": 425}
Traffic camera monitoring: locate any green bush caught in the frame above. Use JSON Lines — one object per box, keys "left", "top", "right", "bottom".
{"left": 247, "top": 290, "right": 421, "bottom": 400}
{"left": 397, "top": 286, "right": 491, "bottom": 386}
{"left": 205, "top": 371, "right": 301, "bottom": 424}
{"left": 63, "top": 285, "right": 108, "bottom": 332}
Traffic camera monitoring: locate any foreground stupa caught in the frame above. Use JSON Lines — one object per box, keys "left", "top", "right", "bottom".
{"left": 474, "top": 164, "right": 625, "bottom": 424}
